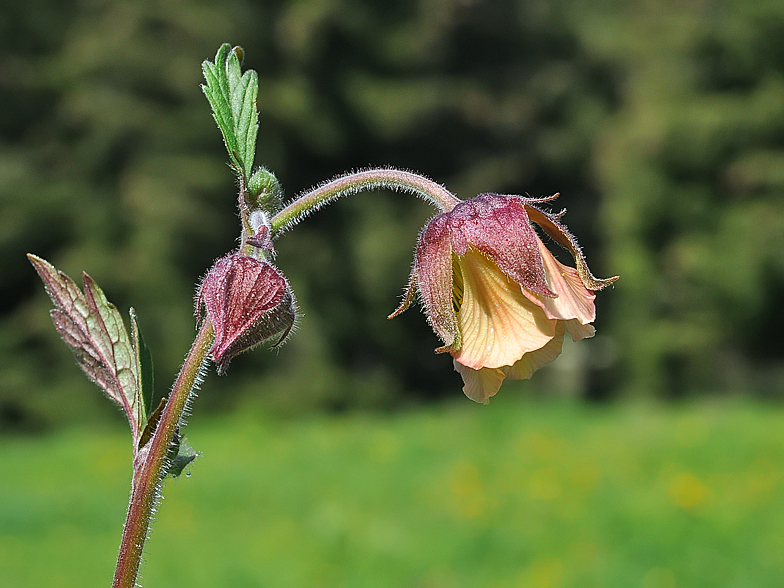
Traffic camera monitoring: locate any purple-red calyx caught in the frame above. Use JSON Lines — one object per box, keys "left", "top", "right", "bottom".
{"left": 390, "top": 193, "right": 618, "bottom": 403}
{"left": 197, "top": 253, "right": 296, "bottom": 374}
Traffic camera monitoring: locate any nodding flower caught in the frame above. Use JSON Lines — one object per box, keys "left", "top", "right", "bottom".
{"left": 197, "top": 253, "right": 297, "bottom": 374}
{"left": 390, "top": 193, "right": 618, "bottom": 403}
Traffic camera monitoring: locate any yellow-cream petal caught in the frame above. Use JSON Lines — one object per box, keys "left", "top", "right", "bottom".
{"left": 504, "top": 321, "right": 566, "bottom": 380}
{"left": 564, "top": 319, "right": 595, "bottom": 342}
{"left": 451, "top": 248, "right": 556, "bottom": 370}
{"left": 523, "top": 238, "right": 596, "bottom": 324}
{"left": 453, "top": 360, "right": 506, "bottom": 404}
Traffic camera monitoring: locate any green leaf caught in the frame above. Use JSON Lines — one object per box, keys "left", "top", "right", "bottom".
{"left": 138, "top": 396, "right": 166, "bottom": 450}
{"left": 168, "top": 451, "right": 197, "bottom": 478}
{"left": 28, "top": 254, "right": 145, "bottom": 445}
{"left": 202, "top": 43, "right": 259, "bottom": 181}
{"left": 166, "top": 432, "right": 198, "bottom": 478}
{"left": 130, "top": 307, "right": 154, "bottom": 421}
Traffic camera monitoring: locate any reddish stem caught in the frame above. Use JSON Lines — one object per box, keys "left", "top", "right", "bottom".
{"left": 112, "top": 321, "right": 214, "bottom": 588}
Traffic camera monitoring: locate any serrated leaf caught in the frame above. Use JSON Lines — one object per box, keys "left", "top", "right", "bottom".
{"left": 166, "top": 432, "right": 198, "bottom": 478}
{"left": 201, "top": 43, "right": 259, "bottom": 180}
{"left": 28, "top": 254, "right": 145, "bottom": 445}
{"left": 130, "top": 307, "right": 154, "bottom": 421}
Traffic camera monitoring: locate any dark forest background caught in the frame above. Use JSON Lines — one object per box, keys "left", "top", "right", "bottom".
{"left": 2, "top": 0, "right": 784, "bottom": 430}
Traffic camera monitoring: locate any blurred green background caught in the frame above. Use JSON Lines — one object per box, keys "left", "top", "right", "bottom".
{"left": 2, "top": 0, "right": 784, "bottom": 585}
{"left": 4, "top": 0, "right": 784, "bottom": 425}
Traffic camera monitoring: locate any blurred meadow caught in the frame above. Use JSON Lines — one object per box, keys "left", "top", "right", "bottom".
{"left": 4, "top": 397, "right": 784, "bottom": 588}
{"left": 2, "top": 0, "right": 784, "bottom": 586}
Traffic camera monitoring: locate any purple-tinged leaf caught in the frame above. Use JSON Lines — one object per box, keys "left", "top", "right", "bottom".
{"left": 28, "top": 254, "right": 144, "bottom": 445}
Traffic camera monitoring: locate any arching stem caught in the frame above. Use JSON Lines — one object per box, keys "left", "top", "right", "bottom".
{"left": 270, "top": 168, "right": 461, "bottom": 238}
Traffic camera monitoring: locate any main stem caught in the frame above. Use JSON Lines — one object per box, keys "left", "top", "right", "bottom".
{"left": 270, "top": 168, "right": 461, "bottom": 237}
{"left": 112, "top": 321, "right": 215, "bottom": 588}
{"left": 111, "top": 168, "right": 456, "bottom": 587}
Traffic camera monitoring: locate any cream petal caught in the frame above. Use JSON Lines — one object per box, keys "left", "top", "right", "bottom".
{"left": 451, "top": 248, "right": 556, "bottom": 370}
{"left": 453, "top": 360, "right": 506, "bottom": 404}
{"left": 564, "top": 319, "right": 595, "bottom": 342}
{"left": 523, "top": 238, "right": 596, "bottom": 324}
{"left": 504, "top": 321, "right": 566, "bottom": 380}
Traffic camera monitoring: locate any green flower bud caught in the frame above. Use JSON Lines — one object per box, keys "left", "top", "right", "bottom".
{"left": 246, "top": 167, "right": 282, "bottom": 213}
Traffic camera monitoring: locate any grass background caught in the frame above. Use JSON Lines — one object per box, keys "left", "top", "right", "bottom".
{"left": 2, "top": 397, "right": 784, "bottom": 588}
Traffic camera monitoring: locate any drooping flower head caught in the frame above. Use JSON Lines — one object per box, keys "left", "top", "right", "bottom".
{"left": 197, "top": 253, "right": 297, "bottom": 374}
{"left": 390, "top": 193, "right": 618, "bottom": 403}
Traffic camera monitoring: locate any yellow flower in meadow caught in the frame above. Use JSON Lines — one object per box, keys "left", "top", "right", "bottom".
{"left": 390, "top": 193, "right": 617, "bottom": 403}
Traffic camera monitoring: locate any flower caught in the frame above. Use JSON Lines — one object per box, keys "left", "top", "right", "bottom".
{"left": 390, "top": 193, "right": 617, "bottom": 403}
{"left": 197, "top": 253, "right": 297, "bottom": 374}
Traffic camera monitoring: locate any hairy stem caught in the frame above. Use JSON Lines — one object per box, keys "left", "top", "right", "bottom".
{"left": 270, "top": 168, "right": 461, "bottom": 237}
{"left": 112, "top": 320, "right": 215, "bottom": 588}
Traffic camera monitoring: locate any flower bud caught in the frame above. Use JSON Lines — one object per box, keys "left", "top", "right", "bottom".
{"left": 197, "top": 253, "right": 296, "bottom": 374}
{"left": 246, "top": 167, "right": 282, "bottom": 212}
